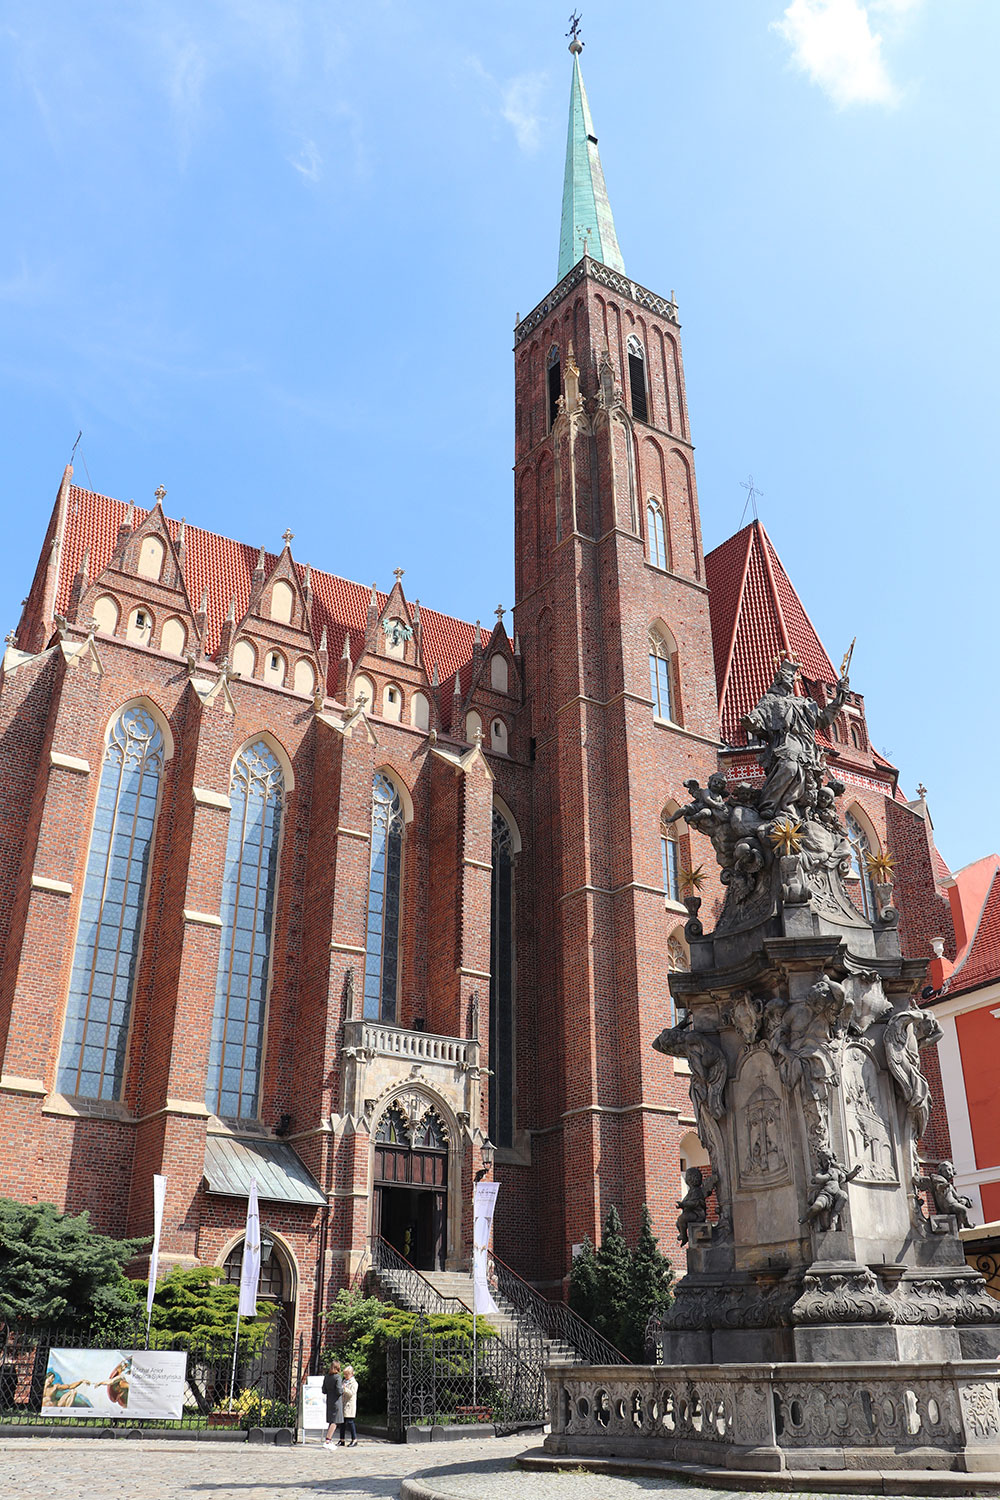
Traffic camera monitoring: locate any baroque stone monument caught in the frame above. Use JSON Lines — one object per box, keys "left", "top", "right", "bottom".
{"left": 542, "top": 655, "right": 1000, "bottom": 1478}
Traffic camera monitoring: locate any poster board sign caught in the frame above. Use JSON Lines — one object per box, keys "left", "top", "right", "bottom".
{"left": 42, "top": 1349, "right": 187, "bottom": 1420}
{"left": 300, "top": 1375, "right": 327, "bottom": 1436}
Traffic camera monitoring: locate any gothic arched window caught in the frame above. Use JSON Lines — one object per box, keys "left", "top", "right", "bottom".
{"left": 627, "top": 334, "right": 648, "bottom": 423}
{"left": 57, "top": 705, "right": 165, "bottom": 1100}
{"left": 490, "top": 808, "right": 515, "bottom": 1149}
{"left": 661, "top": 812, "right": 681, "bottom": 904}
{"left": 364, "top": 772, "right": 404, "bottom": 1022}
{"left": 206, "top": 741, "right": 284, "bottom": 1118}
{"left": 375, "top": 1104, "right": 409, "bottom": 1144}
{"left": 649, "top": 627, "right": 676, "bottom": 722}
{"left": 413, "top": 1111, "right": 448, "bottom": 1150}
{"left": 647, "top": 499, "right": 668, "bottom": 570}
{"left": 547, "top": 344, "right": 561, "bottom": 429}
{"left": 846, "top": 810, "right": 877, "bottom": 922}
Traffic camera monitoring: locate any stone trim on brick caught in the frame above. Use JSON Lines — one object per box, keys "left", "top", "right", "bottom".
{"left": 183, "top": 908, "right": 223, "bottom": 927}
{"left": 192, "top": 785, "right": 232, "bottom": 809}
{"left": 30, "top": 874, "right": 72, "bottom": 895}
{"left": 49, "top": 750, "right": 91, "bottom": 773}
{"left": 0, "top": 1074, "right": 46, "bottom": 1096}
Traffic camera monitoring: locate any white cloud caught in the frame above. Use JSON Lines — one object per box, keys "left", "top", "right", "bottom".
{"left": 773, "top": 0, "right": 920, "bottom": 109}
{"left": 500, "top": 72, "right": 546, "bottom": 154}
{"left": 289, "top": 140, "right": 323, "bottom": 181}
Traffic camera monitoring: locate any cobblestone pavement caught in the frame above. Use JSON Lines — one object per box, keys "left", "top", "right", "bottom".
{"left": 0, "top": 1434, "right": 888, "bottom": 1500}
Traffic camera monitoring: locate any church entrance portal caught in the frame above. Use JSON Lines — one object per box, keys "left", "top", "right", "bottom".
{"left": 373, "top": 1102, "right": 449, "bottom": 1271}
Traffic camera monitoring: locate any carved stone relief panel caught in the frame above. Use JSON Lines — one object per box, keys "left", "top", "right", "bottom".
{"left": 739, "top": 1082, "right": 790, "bottom": 1187}
{"left": 843, "top": 1044, "right": 898, "bottom": 1185}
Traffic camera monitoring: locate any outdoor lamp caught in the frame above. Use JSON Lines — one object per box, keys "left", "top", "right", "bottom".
{"left": 475, "top": 1137, "right": 496, "bottom": 1182}
{"left": 260, "top": 1229, "right": 274, "bottom": 1262}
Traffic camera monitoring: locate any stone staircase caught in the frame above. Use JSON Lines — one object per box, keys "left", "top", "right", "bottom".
{"left": 373, "top": 1266, "right": 580, "bottom": 1364}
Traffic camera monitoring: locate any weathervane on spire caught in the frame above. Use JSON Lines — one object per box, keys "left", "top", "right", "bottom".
{"left": 567, "top": 11, "right": 584, "bottom": 54}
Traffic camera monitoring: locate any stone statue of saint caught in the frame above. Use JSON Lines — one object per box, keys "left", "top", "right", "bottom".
{"left": 885, "top": 1005, "right": 944, "bottom": 1138}
{"left": 741, "top": 655, "right": 850, "bottom": 821}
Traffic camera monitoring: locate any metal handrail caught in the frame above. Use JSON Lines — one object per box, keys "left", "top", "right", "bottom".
{"left": 487, "top": 1249, "right": 629, "bottom": 1365}
{"left": 371, "top": 1237, "right": 468, "bottom": 1316}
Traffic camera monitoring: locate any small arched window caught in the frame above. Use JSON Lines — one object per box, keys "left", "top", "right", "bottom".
{"left": 411, "top": 691, "right": 430, "bottom": 731}
{"left": 264, "top": 649, "right": 286, "bottom": 687}
{"left": 354, "top": 674, "right": 375, "bottom": 711}
{"left": 293, "top": 658, "right": 316, "bottom": 696}
{"left": 161, "top": 617, "right": 187, "bottom": 656}
{"left": 846, "top": 810, "right": 878, "bottom": 922}
{"left": 232, "top": 639, "right": 256, "bottom": 677}
{"left": 547, "top": 344, "right": 561, "bottom": 429}
{"left": 93, "top": 595, "right": 119, "bottom": 635}
{"left": 269, "top": 580, "right": 294, "bottom": 624}
{"left": 364, "top": 773, "right": 405, "bottom": 1023}
{"left": 58, "top": 706, "right": 165, "bottom": 1099}
{"left": 490, "top": 808, "right": 515, "bottom": 1149}
{"left": 465, "top": 710, "right": 483, "bottom": 743}
{"left": 851, "top": 723, "right": 863, "bottom": 750}
{"left": 127, "top": 606, "right": 154, "bottom": 646}
{"left": 224, "top": 1239, "right": 288, "bottom": 1303}
{"left": 649, "top": 627, "right": 677, "bottom": 722}
{"left": 661, "top": 811, "right": 681, "bottom": 904}
{"left": 490, "top": 654, "right": 509, "bottom": 693}
{"left": 383, "top": 683, "right": 403, "bottom": 722}
{"left": 206, "top": 741, "right": 284, "bottom": 1118}
{"left": 647, "top": 499, "right": 668, "bottom": 570}
{"left": 627, "top": 334, "right": 648, "bottom": 423}
{"left": 490, "top": 718, "right": 508, "bottom": 755}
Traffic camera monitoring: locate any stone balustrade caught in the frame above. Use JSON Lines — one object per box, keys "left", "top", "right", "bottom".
{"left": 342, "top": 1019, "right": 477, "bottom": 1070}
{"left": 543, "top": 1361, "right": 1000, "bottom": 1473}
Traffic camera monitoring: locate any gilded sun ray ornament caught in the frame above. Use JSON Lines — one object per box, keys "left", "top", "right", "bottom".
{"left": 768, "top": 816, "right": 803, "bottom": 857}
{"left": 865, "top": 849, "right": 896, "bottom": 884}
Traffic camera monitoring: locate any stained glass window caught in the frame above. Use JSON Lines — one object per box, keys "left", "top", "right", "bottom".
{"left": 649, "top": 629, "right": 675, "bottom": 721}
{"left": 364, "top": 773, "right": 404, "bottom": 1022}
{"left": 57, "top": 706, "right": 165, "bottom": 1100}
{"left": 490, "top": 808, "right": 515, "bottom": 1149}
{"left": 846, "top": 811, "right": 877, "bottom": 922}
{"left": 647, "top": 500, "right": 667, "bottom": 570}
{"left": 205, "top": 741, "right": 284, "bottom": 1118}
{"left": 661, "top": 814, "right": 681, "bottom": 903}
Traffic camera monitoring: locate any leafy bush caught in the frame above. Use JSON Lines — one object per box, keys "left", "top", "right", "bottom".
{"left": 569, "top": 1203, "right": 673, "bottom": 1361}
{"left": 323, "top": 1288, "right": 495, "bottom": 1414}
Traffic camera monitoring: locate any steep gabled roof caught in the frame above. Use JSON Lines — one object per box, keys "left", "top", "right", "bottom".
{"left": 946, "top": 866, "right": 1000, "bottom": 998}
{"left": 705, "top": 520, "right": 836, "bottom": 747}
{"left": 50, "top": 486, "right": 493, "bottom": 699}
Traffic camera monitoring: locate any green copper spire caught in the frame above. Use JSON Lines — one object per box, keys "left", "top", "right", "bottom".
{"left": 557, "top": 40, "right": 625, "bottom": 281}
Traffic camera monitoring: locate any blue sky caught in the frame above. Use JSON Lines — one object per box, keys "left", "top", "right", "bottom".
{"left": 1, "top": 1, "right": 996, "bottom": 869}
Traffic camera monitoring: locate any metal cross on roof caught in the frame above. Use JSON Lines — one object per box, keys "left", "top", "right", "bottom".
{"left": 739, "top": 474, "right": 764, "bottom": 527}
{"left": 154, "top": 484, "right": 167, "bottom": 504}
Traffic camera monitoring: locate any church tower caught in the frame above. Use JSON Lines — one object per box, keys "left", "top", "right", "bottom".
{"left": 511, "top": 35, "right": 722, "bottom": 1280}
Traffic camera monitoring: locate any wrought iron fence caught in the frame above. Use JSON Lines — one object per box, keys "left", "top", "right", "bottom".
{"left": 387, "top": 1319, "right": 545, "bottom": 1437}
{"left": 0, "top": 1313, "right": 299, "bottom": 1432}
{"left": 487, "top": 1250, "right": 629, "bottom": 1366}
{"left": 967, "top": 1238, "right": 1000, "bottom": 1302}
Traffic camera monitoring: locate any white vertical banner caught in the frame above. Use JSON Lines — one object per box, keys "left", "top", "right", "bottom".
{"left": 238, "top": 1177, "right": 261, "bottom": 1317}
{"left": 146, "top": 1174, "right": 167, "bottom": 1337}
{"left": 472, "top": 1181, "right": 500, "bottom": 1316}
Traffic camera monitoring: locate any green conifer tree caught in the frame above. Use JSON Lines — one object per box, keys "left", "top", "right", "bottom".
{"left": 595, "top": 1205, "right": 632, "bottom": 1355}
{"left": 626, "top": 1203, "right": 674, "bottom": 1360}
{"left": 0, "top": 1198, "right": 143, "bottom": 1332}
{"left": 567, "top": 1235, "right": 598, "bottom": 1327}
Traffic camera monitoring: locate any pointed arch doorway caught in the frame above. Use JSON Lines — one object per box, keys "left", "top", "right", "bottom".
{"left": 373, "top": 1100, "right": 449, "bottom": 1270}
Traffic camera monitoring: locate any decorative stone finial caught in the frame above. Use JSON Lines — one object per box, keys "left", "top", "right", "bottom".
{"left": 393, "top": 567, "right": 405, "bottom": 584}
{"left": 916, "top": 782, "right": 928, "bottom": 799}
{"left": 282, "top": 529, "right": 294, "bottom": 546}
{"left": 495, "top": 604, "right": 505, "bottom": 623}
{"left": 154, "top": 484, "right": 167, "bottom": 505}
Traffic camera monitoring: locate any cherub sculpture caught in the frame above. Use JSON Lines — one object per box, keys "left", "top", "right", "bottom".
{"left": 676, "top": 1166, "right": 717, "bottom": 1245}
{"left": 801, "top": 1149, "right": 861, "bottom": 1232}
{"left": 929, "top": 1160, "right": 974, "bottom": 1229}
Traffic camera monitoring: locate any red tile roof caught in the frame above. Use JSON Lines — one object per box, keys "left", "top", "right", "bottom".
{"left": 55, "top": 487, "right": 493, "bottom": 700}
{"left": 705, "top": 521, "right": 837, "bottom": 746}
{"left": 946, "top": 868, "right": 1000, "bottom": 997}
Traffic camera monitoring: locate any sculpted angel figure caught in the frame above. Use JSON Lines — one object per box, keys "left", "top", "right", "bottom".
{"left": 664, "top": 773, "right": 729, "bottom": 825}
{"left": 653, "top": 1016, "right": 728, "bottom": 1124}
{"left": 928, "top": 1160, "right": 974, "bottom": 1229}
{"left": 884, "top": 1005, "right": 944, "bottom": 1138}
{"left": 741, "top": 655, "right": 850, "bottom": 821}
{"left": 769, "top": 975, "right": 853, "bottom": 1101}
{"left": 676, "top": 1166, "right": 717, "bottom": 1246}
{"left": 801, "top": 1149, "right": 861, "bottom": 1232}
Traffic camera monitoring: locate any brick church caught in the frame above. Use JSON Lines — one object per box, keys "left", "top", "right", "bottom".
{"left": 0, "top": 44, "right": 955, "bottom": 1346}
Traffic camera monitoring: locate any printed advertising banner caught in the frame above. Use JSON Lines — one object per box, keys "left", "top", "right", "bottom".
{"left": 42, "top": 1349, "right": 187, "bottom": 1419}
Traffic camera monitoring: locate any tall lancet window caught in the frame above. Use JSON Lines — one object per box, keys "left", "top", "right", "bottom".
{"left": 58, "top": 705, "right": 165, "bottom": 1100}
{"left": 649, "top": 627, "right": 677, "bottom": 722}
{"left": 647, "top": 499, "right": 668, "bottom": 570}
{"left": 627, "top": 334, "right": 648, "bottom": 423}
{"left": 490, "top": 808, "right": 515, "bottom": 1149}
{"left": 846, "top": 811, "right": 877, "bottom": 922}
{"left": 206, "top": 741, "right": 284, "bottom": 1119}
{"left": 547, "top": 344, "right": 562, "bottom": 429}
{"left": 364, "top": 772, "right": 404, "bottom": 1022}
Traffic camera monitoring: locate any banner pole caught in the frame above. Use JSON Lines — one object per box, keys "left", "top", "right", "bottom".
{"left": 472, "top": 1306, "right": 477, "bottom": 1408}
{"left": 229, "top": 1311, "right": 242, "bottom": 1405}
